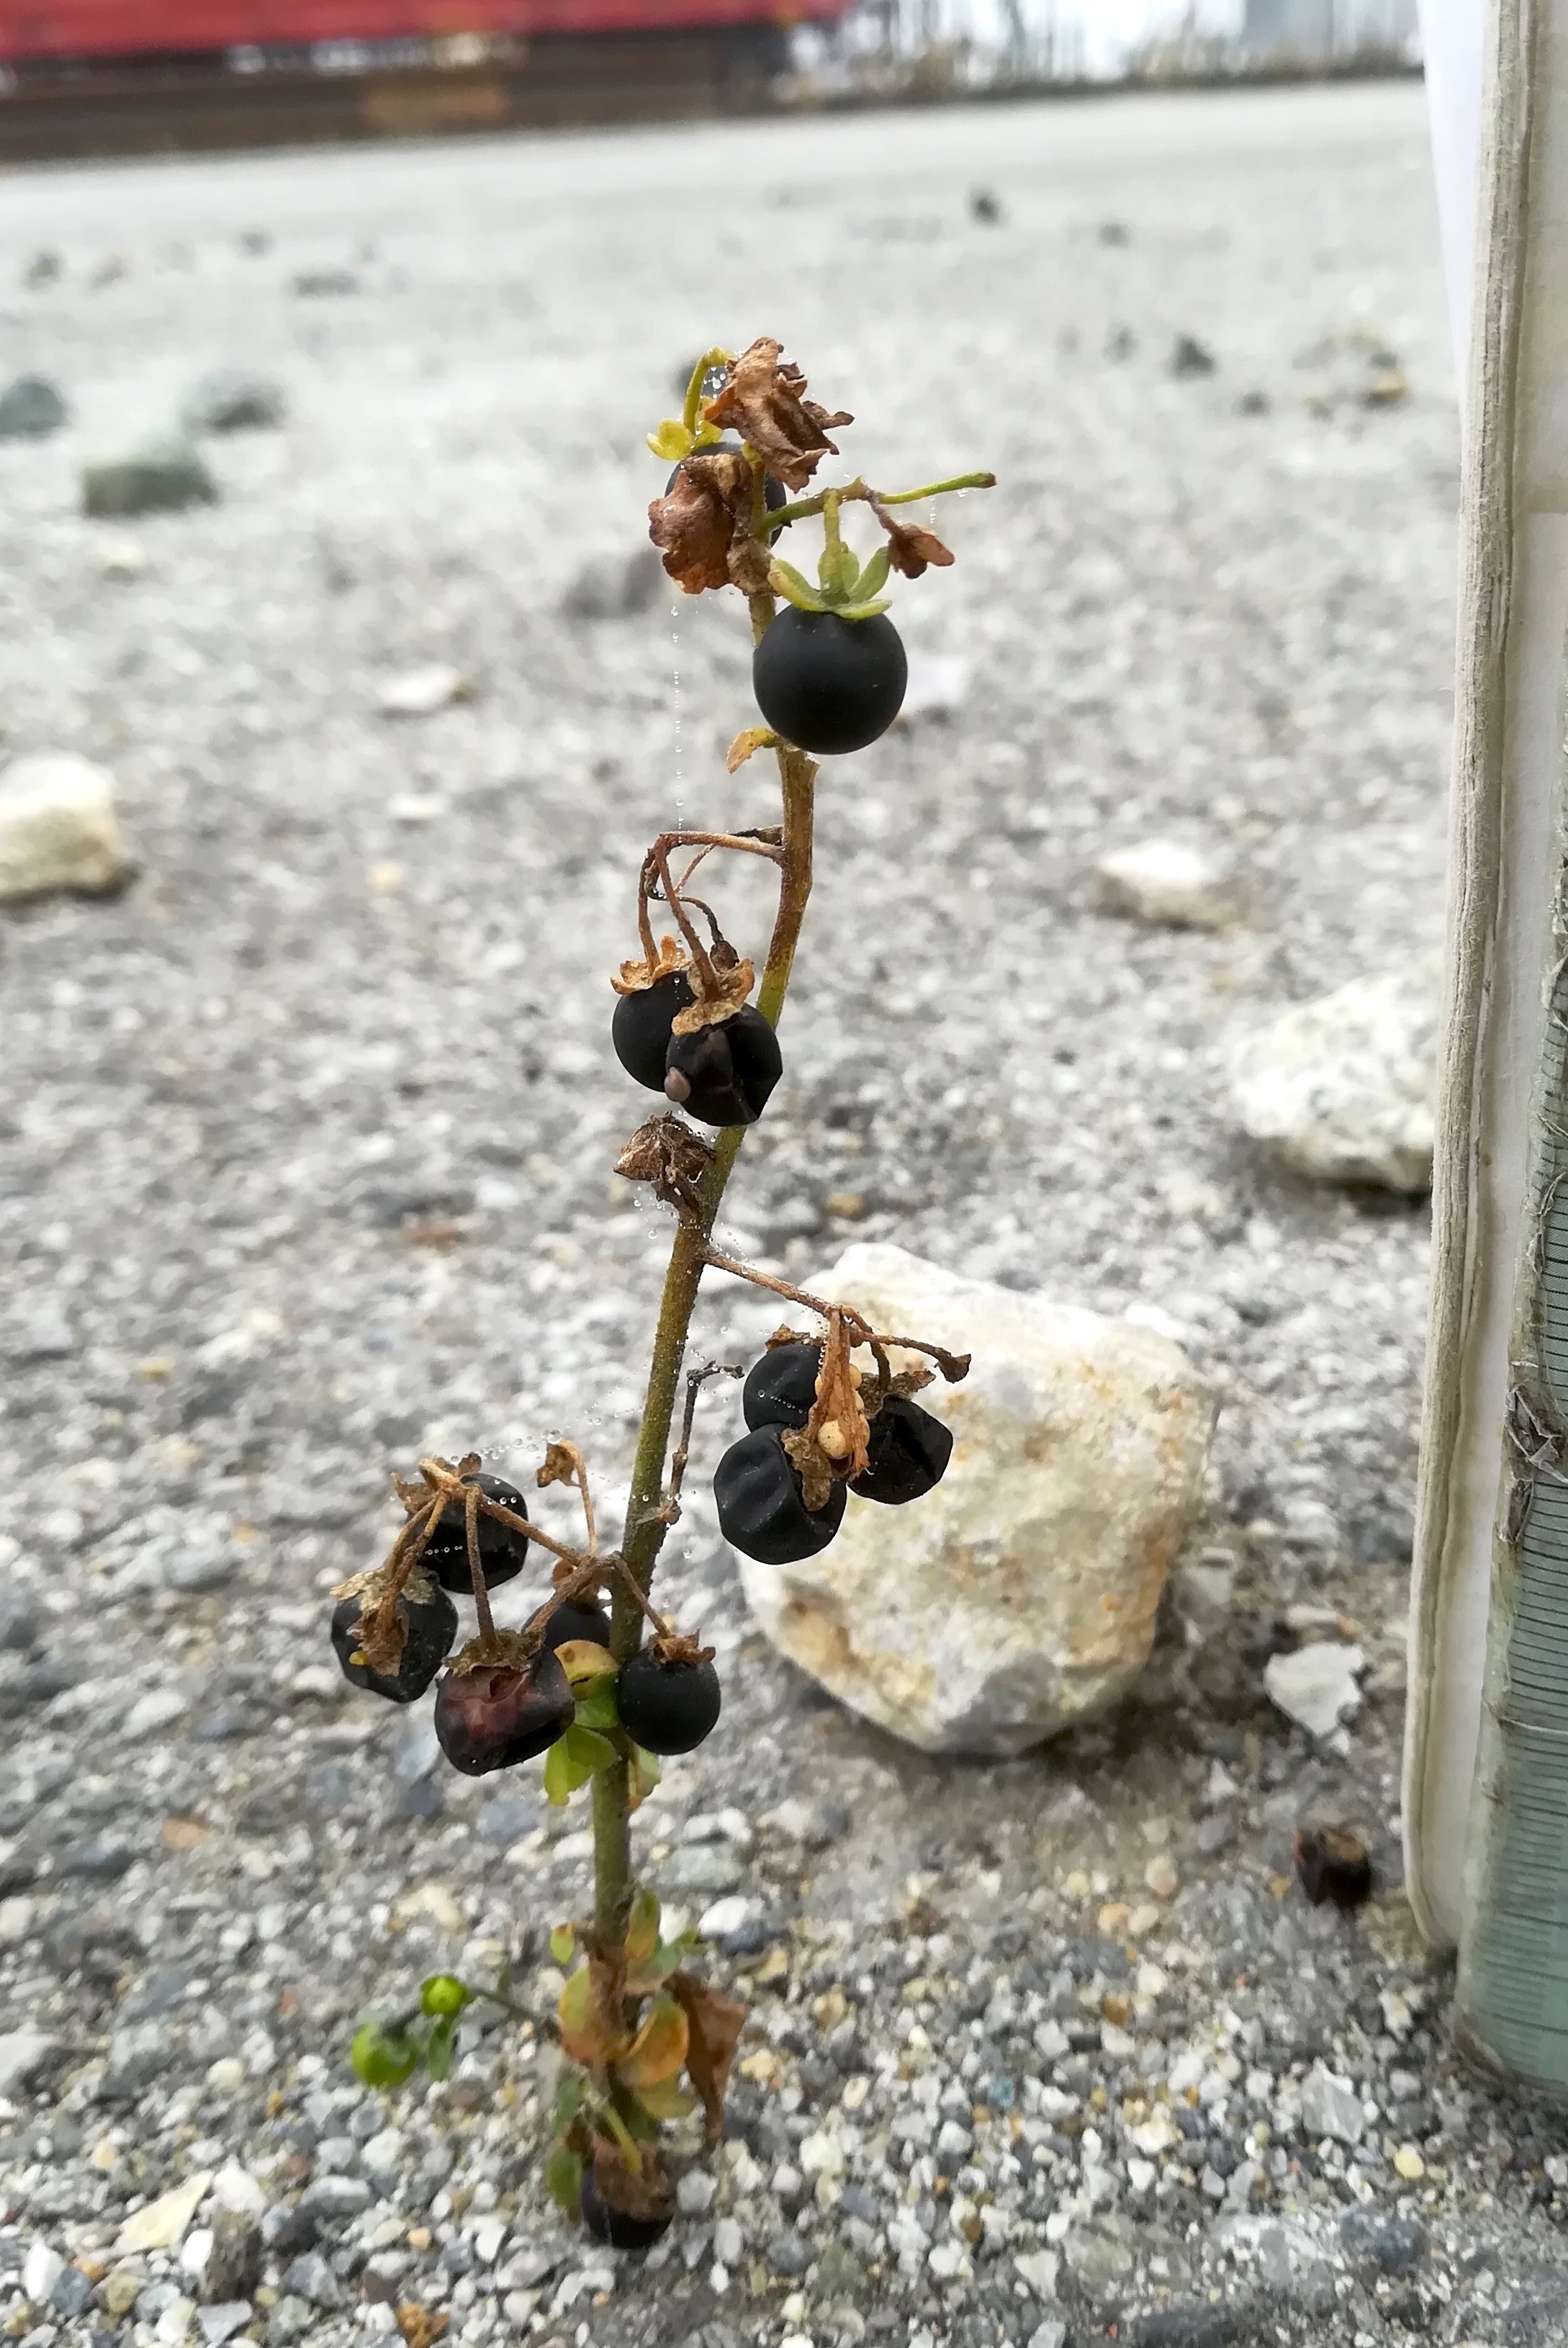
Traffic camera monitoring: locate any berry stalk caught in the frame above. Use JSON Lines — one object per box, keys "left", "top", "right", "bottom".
{"left": 595, "top": 603, "right": 814, "bottom": 1949}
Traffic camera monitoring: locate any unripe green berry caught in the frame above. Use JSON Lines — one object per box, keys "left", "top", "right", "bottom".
{"left": 420, "top": 1974, "right": 471, "bottom": 2019}
{"left": 351, "top": 2021, "right": 419, "bottom": 2090}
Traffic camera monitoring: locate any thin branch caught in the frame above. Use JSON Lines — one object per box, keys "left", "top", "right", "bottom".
{"left": 464, "top": 1477, "right": 497, "bottom": 1643}
{"left": 765, "top": 469, "right": 997, "bottom": 534}
{"left": 665, "top": 1362, "right": 744, "bottom": 1516}
{"left": 698, "top": 1247, "right": 970, "bottom": 1380}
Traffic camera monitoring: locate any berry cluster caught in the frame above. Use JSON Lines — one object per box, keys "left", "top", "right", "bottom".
{"left": 330, "top": 338, "right": 990, "bottom": 2251}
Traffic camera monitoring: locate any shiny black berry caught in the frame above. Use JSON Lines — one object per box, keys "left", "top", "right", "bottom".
{"left": 580, "top": 2164, "right": 673, "bottom": 2249}
{"left": 541, "top": 1596, "right": 613, "bottom": 1653}
{"left": 666, "top": 439, "right": 788, "bottom": 516}
{"left": 433, "top": 1649, "right": 574, "bottom": 1775}
{"left": 613, "top": 968, "right": 694, "bottom": 1092}
{"left": 714, "top": 1425, "right": 845, "bottom": 1565}
{"left": 617, "top": 1647, "right": 722, "bottom": 1755}
{"left": 850, "top": 1395, "right": 952, "bottom": 1506}
{"left": 423, "top": 1471, "right": 530, "bottom": 1596}
{"left": 331, "top": 1581, "right": 457, "bottom": 1704}
{"left": 753, "top": 608, "right": 908, "bottom": 756}
{"left": 664, "top": 1007, "right": 782, "bottom": 1128}
{"left": 742, "top": 1339, "right": 821, "bottom": 1431}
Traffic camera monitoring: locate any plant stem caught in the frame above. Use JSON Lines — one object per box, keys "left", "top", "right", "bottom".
{"left": 594, "top": 595, "right": 814, "bottom": 1948}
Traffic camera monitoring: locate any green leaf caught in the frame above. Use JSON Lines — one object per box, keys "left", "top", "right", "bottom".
{"left": 543, "top": 1725, "right": 615, "bottom": 1808}
{"left": 634, "top": 2077, "right": 698, "bottom": 2123}
{"left": 626, "top": 1885, "right": 662, "bottom": 1964}
{"left": 620, "top": 2097, "right": 661, "bottom": 2140}
{"left": 553, "top": 2072, "right": 585, "bottom": 2130}
{"left": 852, "top": 545, "right": 891, "bottom": 601}
{"left": 572, "top": 1674, "right": 620, "bottom": 1732}
{"left": 549, "top": 1922, "right": 577, "bottom": 1966}
{"left": 647, "top": 418, "right": 693, "bottom": 462}
{"left": 768, "top": 559, "right": 829, "bottom": 614}
{"left": 423, "top": 2014, "right": 459, "bottom": 2082}
{"left": 544, "top": 2145, "right": 584, "bottom": 2213}
{"left": 628, "top": 1747, "right": 662, "bottom": 1809}
{"left": 833, "top": 597, "right": 893, "bottom": 622}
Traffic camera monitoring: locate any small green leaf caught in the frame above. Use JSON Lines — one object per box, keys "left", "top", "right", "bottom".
{"left": 420, "top": 1974, "right": 472, "bottom": 2019}
{"left": 628, "top": 1746, "right": 662, "bottom": 1809}
{"left": 544, "top": 1724, "right": 616, "bottom": 1805}
{"left": 647, "top": 418, "right": 693, "bottom": 462}
{"left": 544, "top": 2145, "right": 584, "bottom": 2213}
{"left": 768, "top": 559, "right": 829, "bottom": 614}
{"left": 635, "top": 2077, "right": 698, "bottom": 2123}
{"left": 572, "top": 1674, "right": 620, "bottom": 1732}
{"left": 834, "top": 598, "right": 893, "bottom": 622}
{"left": 549, "top": 1922, "right": 577, "bottom": 1966}
{"left": 818, "top": 537, "right": 859, "bottom": 599}
{"left": 553, "top": 2072, "right": 585, "bottom": 2130}
{"left": 423, "top": 2014, "right": 459, "bottom": 2082}
{"left": 626, "top": 1885, "right": 662, "bottom": 1964}
{"left": 853, "top": 545, "right": 891, "bottom": 601}
{"left": 542, "top": 1739, "right": 574, "bottom": 1809}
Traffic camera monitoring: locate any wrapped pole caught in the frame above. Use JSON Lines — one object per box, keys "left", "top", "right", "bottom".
{"left": 1405, "top": 0, "right": 1568, "bottom": 2091}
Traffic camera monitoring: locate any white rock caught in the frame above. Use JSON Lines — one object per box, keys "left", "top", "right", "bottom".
{"left": 96, "top": 534, "right": 148, "bottom": 578}
{"left": 0, "top": 1897, "right": 37, "bottom": 1946}
{"left": 1014, "top": 2248, "right": 1060, "bottom": 2297}
{"left": 0, "top": 754, "right": 130, "bottom": 901}
{"left": 180, "top": 2228, "right": 212, "bottom": 2278}
{"left": 713, "top": 2216, "right": 744, "bottom": 2264}
{"left": 735, "top": 1244, "right": 1214, "bottom": 1755}
{"left": 23, "top": 2241, "right": 64, "bottom": 2303}
{"left": 376, "top": 662, "right": 472, "bottom": 718}
{"left": 0, "top": 2028, "right": 59, "bottom": 2095}
{"left": 1028, "top": 2326, "right": 1068, "bottom": 2348}
{"left": 698, "top": 1895, "right": 753, "bottom": 1940}
{"left": 1094, "top": 838, "right": 1236, "bottom": 929}
{"left": 1264, "top": 1641, "right": 1366, "bottom": 1739}
{"left": 115, "top": 2170, "right": 213, "bottom": 2252}
{"left": 125, "top": 1687, "right": 188, "bottom": 1738}
{"left": 677, "top": 2169, "right": 716, "bottom": 2214}
{"left": 1228, "top": 962, "right": 1438, "bottom": 1191}
{"left": 899, "top": 652, "right": 971, "bottom": 720}
{"left": 361, "top": 2127, "right": 405, "bottom": 2177}
{"left": 1299, "top": 2065, "right": 1366, "bottom": 2144}
{"left": 197, "top": 2310, "right": 253, "bottom": 2348}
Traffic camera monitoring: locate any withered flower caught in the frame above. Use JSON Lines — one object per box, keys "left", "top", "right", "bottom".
{"left": 648, "top": 448, "right": 774, "bottom": 596}
{"left": 704, "top": 337, "right": 852, "bottom": 492}
{"left": 871, "top": 496, "right": 955, "bottom": 578}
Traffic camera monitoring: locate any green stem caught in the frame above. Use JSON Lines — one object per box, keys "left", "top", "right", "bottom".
{"left": 767, "top": 467, "right": 996, "bottom": 534}
{"left": 593, "top": 594, "right": 814, "bottom": 1951}
{"left": 682, "top": 346, "right": 734, "bottom": 438}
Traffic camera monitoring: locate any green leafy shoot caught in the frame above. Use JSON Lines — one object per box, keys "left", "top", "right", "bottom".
{"left": 542, "top": 1723, "right": 618, "bottom": 1808}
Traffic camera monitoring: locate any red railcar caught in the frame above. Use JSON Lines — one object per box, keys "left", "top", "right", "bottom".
{"left": 0, "top": 0, "right": 850, "bottom": 60}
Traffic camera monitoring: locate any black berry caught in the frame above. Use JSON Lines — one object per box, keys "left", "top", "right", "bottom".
{"left": 1294, "top": 1826, "right": 1374, "bottom": 1911}
{"left": 541, "top": 1596, "right": 613, "bottom": 1653}
{"left": 742, "top": 1339, "right": 821, "bottom": 1431}
{"left": 850, "top": 1395, "right": 952, "bottom": 1506}
{"left": 613, "top": 968, "right": 694, "bottom": 1092}
{"left": 617, "top": 1646, "right": 722, "bottom": 1755}
{"left": 666, "top": 440, "right": 788, "bottom": 515}
{"left": 433, "top": 1648, "right": 574, "bottom": 1775}
{"left": 664, "top": 1006, "right": 782, "bottom": 1128}
{"left": 422, "top": 1471, "right": 530, "bottom": 1596}
{"left": 331, "top": 1581, "right": 457, "bottom": 1704}
{"left": 714, "top": 1425, "right": 845, "bottom": 1565}
{"left": 580, "top": 2164, "right": 673, "bottom": 2250}
{"left": 752, "top": 607, "right": 908, "bottom": 756}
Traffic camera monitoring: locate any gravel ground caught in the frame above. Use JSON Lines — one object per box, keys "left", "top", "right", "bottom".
{"left": 3, "top": 78, "right": 1562, "bottom": 2348}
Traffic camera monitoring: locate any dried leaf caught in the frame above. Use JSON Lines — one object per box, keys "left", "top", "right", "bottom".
{"left": 704, "top": 337, "right": 852, "bottom": 492}
{"left": 871, "top": 497, "right": 955, "bottom": 578}
{"left": 726, "top": 726, "right": 778, "bottom": 774}
{"left": 537, "top": 1440, "right": 583, "bottom": 1490}
{"left": 648, "top": 448, "right": 752, "bottom": 594}
{"left": 613, "top": 1113, "right": 715, "bottom": 1213}
{"left": 557, "top": 1959, "right": 626, "bottom": 2068}
{"left": 671, "top": 1972, "right": 749, "bottom": 2141}
{"left": 616, "top": 1994, "right": 689, "bottom": 2090}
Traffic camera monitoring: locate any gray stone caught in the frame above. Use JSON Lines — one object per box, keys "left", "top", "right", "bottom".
{"left": 202, "top": 2210, "right": 263, "bottom": 2303}
{"left": 267, "top": 2294, "right": 314, "bottom": 2342}
{"left": 0, "top": 754, "right": 130, "bottom": 901}
{"left": 1228, "top": 961, "right": 1438, "bottom": 1192}
{"left": 181, "top": 369, "right": 286, "bottom": 434}
{"left": 298, "top": 2175, "right": 371, "bottom": 2224}
{"left": 50, "top": 2267, "right": 94, "bottom": 2317}
{"left": 0, "top": 1590, "right": 39, "bottom": 1652}
{"left": 0, "top": 2029, "right": 61, "bottom": 2096}
{"left": 476, "top": 1794, "right": 532, "bottom": 1845}
{"left": 1338, "top": 2207, "right": 1427, "bottom": 2274}
{"left": 561, "top": 544, "right": 663, "bottom": 619}
{"left": 1264, "top": 1642, "right": 1365, "bottom": 1740}
{"left": 302, "top": 1763, "right": 353, "bottom": 1816}
{"left": 1299, "top": 2065, "right": 1366, "bottom": 2145}
{"left": 0, "top": 373, "right": 68, "bottom": 438}
{"left": 58, "top": 1834, "right": 136, "bottom": 1881}
{"left": 199, "top": 2308, "right": 254, "bottom": 2347}
{"left": 82, "top": 434, "right": 216, "bottom": 518}
{"left": 102, "top": 2019, "right": 175, "bottom": 2097}
{"left": 766, "top": 2234, "right": 811, "bottom": 2278}
{"left": 281, "top": 2252, "right": 341, "bottom": 2307}
{"left": 661, "top": 1843, "right": 746, "bottom": 1895}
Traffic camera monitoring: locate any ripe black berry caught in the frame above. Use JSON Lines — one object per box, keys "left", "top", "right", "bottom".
{"left": 423, "top": 1471, "right": 530, "bottom": 1596}
{"left": 580, "top": 2164, "right": 673, "bottom": 2250}
{"left": 613, "top": 968, "right": 694, "bottom": 1092}
{"left": 752, "top": 608, "right": 908, "bottom": 756}
{"left": 433, "top": 1648, "right": 574, "bottom": 1775}
{"left": 714, "top": 1425, "right": 845, "bottom": 1565}
{"left": 331, "top": 1580, "right": 457, "bottom": 1703}
{"left": 664, "top": 1007, "right": 782, "bottom": 1128}
{"left": 617, "top": 1645, "right": 722, "bottom": 1755}
{"left": 541, "top": 1596, "right": 613, "bottom": 1653}
{"left": 742, "top": 1339, "right": 821, "bottom": 1431}
{"left": 850, "top": 1394, "right": 952, "bottom": 1505}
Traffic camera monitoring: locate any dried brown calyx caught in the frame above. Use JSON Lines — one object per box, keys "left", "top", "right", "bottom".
{"left": 704, "top": 336, "right": 852, "bottom": 492}
{"left": 781, "top": 1309, "right": 870, "bottom": 1509}
{"left": 646, "top": 1629, "right": 716, "bottom": 1669}
{"left": 870, "top": 495, "right": 955, "bottom": 577}
{"left": 615, "top": 1112, "right": 715, "bottom": 1214}
{"left": 330, "top": 1558, "right": 443, "bottom": 1675}
{"left": 670, "top": 943, "right": 757, "bottom": 1035}
{"left": 447, "top": 1626, "right": 540, "bottom": 1676}
{"left": 647, "top": 447, "right": 771, "bottom": 598}
{"left": 611, "top": 933, "right": 690, "bottom": 998}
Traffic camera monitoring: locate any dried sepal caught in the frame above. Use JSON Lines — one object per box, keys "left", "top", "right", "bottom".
{"left": 538, "top": 1439, "right": 586, "bottom": 1491}
{"left": 330, "top": 1560, "right": 443, "bottom": 1677}
{"left": 780, "top": 1423, "right": 836, "bottom": 1515}
{"left": 669, "top": 955, "right": 756, "bottom": 1035}
{"left": 446, "top": 1627, "right": 537, "bottom": 1678}
{"left": 870, "top": 495, "right": 955, "bottom": 577}
{"left": 612, "top": 933, "right": 690, "bottom": 998}
{"left": 614, "top": 1112, "right": 715, "bottom": 1213}
{"left": 647, "top": 447, "right": 759, "bottom": 595}
{"left": 726, "top": 726, "right": 779, "bottom": 773}
{"left": 703, "top": 337, "right": 852, "bottom": 492}
{"left": 809, "top": 1310, "right": 871, "bottom": 1476}
{"left": 670, "top": 1971, "right": 748, "bottom": 2141}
